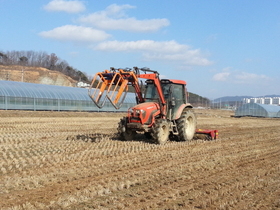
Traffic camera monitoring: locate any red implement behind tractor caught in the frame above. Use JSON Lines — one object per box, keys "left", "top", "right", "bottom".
{"left": 194, "top": 129, "right": 218, "bottom": 140}
{"left": 88, "top": 67, "right": 217, "bottom": 144}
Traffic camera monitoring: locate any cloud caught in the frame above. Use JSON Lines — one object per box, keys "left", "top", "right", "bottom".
{"left": 213, "top": 68, "right": 272, "bottom": 84}
{"left": 212, "top": 67, "right": 232, "bottom": 81}
{"left": 102, "top": 4, "right": 136, "bottom": 17}
{"left": 39, "top": 25, "right": 111, "bottom": 43}
{"left": 95, "top": 40, "right": 183, "bottom": 52}
{"left": 143, "top": 51, "right": 212, "bottom": 66}
{"left": 78, "top": 4, "right": 169, "bottom": 32}
{"left": 39, "top": 3, "right": 211, "bottom": 67}
{"left": 235, "top": 72, "right": 271, "bottom": 82}
{"left": 94, "top": 40, "right": 212, "bottom": 66}
{"left": 212, "top": 72, "right": 230, "bottom": 81}
{"left": 43, "top": 0, "right": 86, "bottom": 13}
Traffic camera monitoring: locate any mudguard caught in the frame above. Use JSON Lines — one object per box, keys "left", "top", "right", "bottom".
{"left": 173, "top": 103, "right": 193, "bottom": 120}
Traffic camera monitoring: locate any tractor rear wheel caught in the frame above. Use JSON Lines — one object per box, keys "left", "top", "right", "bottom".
{"left": 118, "top": 117, "right": 136, "bottom": 141}
{"left": 152, "top": 119, "right": 170, "bottom": 144}
{"left": 177, "top": 108, "right": 196, "bottom": 141}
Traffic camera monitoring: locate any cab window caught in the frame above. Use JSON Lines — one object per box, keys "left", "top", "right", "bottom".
{"left": 144, "top": 84, "right": 159, "bottom": 102}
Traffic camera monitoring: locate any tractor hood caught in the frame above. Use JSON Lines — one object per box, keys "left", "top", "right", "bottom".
{"left": 129, "top": 102, "right": 161, "bottom": 125}
{"left": 133, "top": 102, "right": 160, "bottom": 112}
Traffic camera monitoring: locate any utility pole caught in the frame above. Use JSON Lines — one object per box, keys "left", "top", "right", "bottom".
{"left": 21, "top": 68, "right": 24, "bottom": 82}
{"left": 6, "top": 72, "right": 10, "bottom": 81}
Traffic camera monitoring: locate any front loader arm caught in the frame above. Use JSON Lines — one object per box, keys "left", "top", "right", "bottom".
{"left": 88, "top": 68, "right": 144, "bottom": 109}
{"left": 88, "top": 67, "right": 166, "bottom": 114}
{"left": 137, "top": 71, "right": 167, "bottom": 117}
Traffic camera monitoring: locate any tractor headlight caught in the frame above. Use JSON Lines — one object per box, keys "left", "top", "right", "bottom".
{"left": 135, "top": 109, "right": 146, "bottom": 118}
{"left": 135, "top": 109, "right": 141, "bottom": 115}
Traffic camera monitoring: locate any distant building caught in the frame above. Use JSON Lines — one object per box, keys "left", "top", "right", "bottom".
{"left": 77, "top": 81, "right": 90, "bottom": 88}
{"left": 243, "top": 97, "right": 280, "bottom": 106}
{"left": 264, "top": 98, "right": 272, "bottom": 105}
{"left": 243, "top": 98, "right": 250, "bottom": 103}
{"left": 256, "top": 98, "right": 264, "bottom": 104}
{"left": 272, "top": 97, "right": 280, "bottom": 105}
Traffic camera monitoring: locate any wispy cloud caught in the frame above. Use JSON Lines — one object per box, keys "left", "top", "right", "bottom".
{"left": 94, "top": 40, "right": 212, "bottom": 66}
{"left": 78, "top": 4, "right": 169, "bottom": 32}
{"left": 212, "top": 72, "right": 230, "bottom": 81}
{"left": 142, "top": 51, "right": 212, "bottom": 66}
{"left": 43, "top": 0, "right": 85, "bottom": 13}
{"left": 94, "top": 40, "right": 184, "bottom": 52}
{"left": 213, "top": 68, "right": 272, "bottom": 84}
{"left": 235, "top": 72, "right": 271, "bottom": 82}
{"left": 39, "top": 25, "right": 111, "bottom": 43}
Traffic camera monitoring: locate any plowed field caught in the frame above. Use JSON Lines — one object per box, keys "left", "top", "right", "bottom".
{"left": 0, "top": 109, "right": 279, "bottom": 210}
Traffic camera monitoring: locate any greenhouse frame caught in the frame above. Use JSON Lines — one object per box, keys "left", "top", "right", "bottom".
{"left": 0, "top": 81, "right": 136, "bottom": 112}
{"left": 235, "top": 103, "right": 280, "bottom": 118}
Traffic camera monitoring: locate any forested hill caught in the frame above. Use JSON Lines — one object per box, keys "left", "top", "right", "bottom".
{"left": 0, "top": 50, "right": 90, "bottom": 83}
{"left": 0, "top": 50, "right": 210, "bottom": 106}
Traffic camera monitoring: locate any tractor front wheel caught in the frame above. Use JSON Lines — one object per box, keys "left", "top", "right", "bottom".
{"left": 118, "top": 117, "right": 136, "bottom": 141}
{"left": 177, "top": 109, "right": 197, "bottom": 141}
{"left": 152, "top": 119, "right": 170, "bottom": 145}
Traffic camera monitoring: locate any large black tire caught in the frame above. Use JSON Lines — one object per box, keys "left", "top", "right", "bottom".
{"left": 144, "top": 132, "right": 153, "bottom": 139}
{"left": 177, "top": 109, "right": 197, "bottom": 141}
{"left": 117, "top": 117, "right": 136, "bottom": 141}
{"left": 152, "top": 119, "right": 170, "bottom": 145}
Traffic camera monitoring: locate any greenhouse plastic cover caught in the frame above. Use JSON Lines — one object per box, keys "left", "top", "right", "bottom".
{"left": 0, "top": 80, "right": 136, "bottom": 103}
{"left": 235, "top": 103, "right": 280, "bottom": 118}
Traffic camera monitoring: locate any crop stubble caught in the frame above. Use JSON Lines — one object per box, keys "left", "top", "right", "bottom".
{"left": 0, "top": 109, "right": 279, "bottom": 209}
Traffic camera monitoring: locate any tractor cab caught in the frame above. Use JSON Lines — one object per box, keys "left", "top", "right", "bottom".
{"left": 144, "top": 79, "right": 187, "bottom": 120}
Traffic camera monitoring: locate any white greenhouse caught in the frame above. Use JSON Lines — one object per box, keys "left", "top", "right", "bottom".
{"left": 0, "top": 80, "right": 136, "bottom": 112}
{"left": 235, "top": 103, "right": 280, "bottom": 118}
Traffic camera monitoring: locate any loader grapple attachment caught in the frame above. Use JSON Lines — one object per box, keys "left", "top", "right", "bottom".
{"left": 88, "top": 68, "right": 139, "bottom": 109}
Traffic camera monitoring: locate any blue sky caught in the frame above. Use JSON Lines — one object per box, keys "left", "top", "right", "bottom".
{"left": 1, "top": 0, "right": 279, "bottom": 99}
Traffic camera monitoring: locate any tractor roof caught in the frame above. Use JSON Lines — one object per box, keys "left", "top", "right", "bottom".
{"left": 169, "top": 79, "right": 186, "bottom": 85}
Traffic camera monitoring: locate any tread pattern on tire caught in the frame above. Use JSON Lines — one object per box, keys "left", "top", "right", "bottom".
{"left": 152, "top": 119, "right": 169, "bottom": 145}
{"left": 117, "top": 117, "right": 136, "bottom": 141}
{"left": 177, "top": 108, "right": 197, "bottom": 141}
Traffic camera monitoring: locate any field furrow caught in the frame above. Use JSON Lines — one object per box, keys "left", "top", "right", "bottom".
{"left": 0, "top": 110, "right": 279, "bottom": 210}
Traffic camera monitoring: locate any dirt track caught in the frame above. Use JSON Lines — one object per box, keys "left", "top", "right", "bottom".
{"left": 0, "top": 109, "right": 279, "bottom": 209}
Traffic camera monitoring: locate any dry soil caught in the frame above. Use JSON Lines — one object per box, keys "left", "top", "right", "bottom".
{"left": 0, "top": 109, "right": 279, "bottom": 209}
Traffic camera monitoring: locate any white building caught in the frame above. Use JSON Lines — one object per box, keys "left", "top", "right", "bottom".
{"left": 243, "top": 98, "right": 250, "bottom": 104}
{"left": 243, "top": 97, "right": 280, "bottom": 105}
{"left": 256, "top": 98, "right": 265, "bottom": 104}
{"left": 264, "top": 98, "right": 272, "bottom": 105}
{"left": 249, "top": 98, "right": 257, "bottom": 103}
{"left": 77, "top": 81, "right": 90, "bottom": 88}
{"left": 272, "top": 97, "right": 280, "bottom": 105}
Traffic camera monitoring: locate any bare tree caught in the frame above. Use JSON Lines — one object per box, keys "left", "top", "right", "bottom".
{"left": 49, "top": 53, "right": 58, "bottom": 70}
{"left": 19, "top": 56, "right": 28, "bottom": 66}
{"left": 0, "top": 50, "right": 90, "bottom": 82}
{"left": 0, "top": 52, "right": 9, "bottom": 65}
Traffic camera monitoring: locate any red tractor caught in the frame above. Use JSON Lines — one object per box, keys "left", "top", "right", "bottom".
{"left": 88, "top": 67, "right": 216, "bottom": 144}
